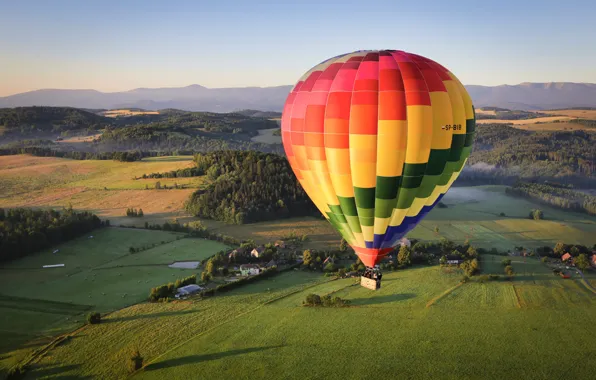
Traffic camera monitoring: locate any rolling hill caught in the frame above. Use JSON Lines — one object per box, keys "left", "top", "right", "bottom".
{"left": 2, "top": 82, "right": 595, "bottom": 112}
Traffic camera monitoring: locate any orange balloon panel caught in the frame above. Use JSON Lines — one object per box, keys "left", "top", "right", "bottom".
{"left": 282, "top": 50, "right": 475, "bottom": 267}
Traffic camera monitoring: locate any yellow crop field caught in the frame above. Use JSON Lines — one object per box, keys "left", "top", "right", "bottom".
{"left": 476, "top": 116, "right": 574, "bottom": 125}
{"left": 101, "top": 109, "right": 160, "bottom": 117}
{"left": 0, "top": 155, "right": 201, "bottom": 224}
{"left": 540, "top": 109, "right": 596, "bottom": 119}
{"left": 475, "top": 108, "right": 497, "bottom": 115}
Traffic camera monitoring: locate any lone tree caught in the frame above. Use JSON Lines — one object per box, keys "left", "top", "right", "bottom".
{"left": 87, "top": 312, "right": 101, "bottom": 324}
{"left": 575, "top": 254, "right": 590, "bottom": 271}
{"left": 128, "top": 349, "right": 144, "bottom": 373}
{"left": 397, "top": 245, "right": 412, "bottom": 266}
{"left": 554, "top": 242, "right": 566, "bottom": 257}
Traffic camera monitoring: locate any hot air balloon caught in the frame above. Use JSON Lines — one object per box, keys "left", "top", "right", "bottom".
{"left": 281, "top": 50, "right": 475, "bottom": 288}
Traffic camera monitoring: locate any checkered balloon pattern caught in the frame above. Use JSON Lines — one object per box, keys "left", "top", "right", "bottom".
{"left": 281, "top": 50, "right": 475, "bottom": 267}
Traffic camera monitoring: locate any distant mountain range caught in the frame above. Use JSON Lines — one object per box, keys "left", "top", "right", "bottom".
{"left": 1, "top": 82, "right": 595, "bottom": 112}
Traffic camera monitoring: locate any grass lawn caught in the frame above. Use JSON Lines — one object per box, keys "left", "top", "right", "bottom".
{"left": 0, "top": 228, "right": 229, "bottom": 375}
{"left": 19, "top": 261, "right": 595, "bottom": 380}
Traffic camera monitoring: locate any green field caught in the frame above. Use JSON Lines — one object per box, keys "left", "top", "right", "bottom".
{"left": 0, "top": 228, "right": 229, "bottom": 374}
{"left": 206, "top": 186, "right": 596, "bottom": 251}
{"left": 15, "top": 259, "right": 595, "bottom": 380}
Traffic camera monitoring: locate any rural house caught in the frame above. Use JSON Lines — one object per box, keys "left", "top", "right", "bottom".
{"left": 274, "top": 240, "right": 286, "bottom": 249}
{"left": 251, "top": 246, "right": 265, "bottom": 258}
{"left": 590, "top": 254, "right": 596, "bottom": 268}
{"left": 561, "top": 253, "right": 572, "bottom": 262}
{"left": 175, "top": 284, "right": 202, "bottom": 299}
{"left": 240, "top": 264, "right": 261, "bottom": 276}
{"left": 446, "top": 255, "right": 464, "bottom": 265}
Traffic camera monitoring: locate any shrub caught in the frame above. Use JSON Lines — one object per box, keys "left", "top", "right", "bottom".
{"left": 5, "top": 364, "right": 28, "bottom": 380}
{"left": 541, "top": 257, "right": 548, "bottom": 263}
{"left": 502, "top": 259, "right": 511, "bottom": 266}
{"left": 87, "top": 312, "right": 101, "bottom": 324}
{"left": 304, "top": 293, "right": 322, "bottom": 306}
{"left": 128, "top": 349, "right": 144, "bottom": 373}
{"left": 504, "top": 265, "right": 514, "bottom": 276}
{"left": 489, "top": 274, "right": 501, "bottom": 281}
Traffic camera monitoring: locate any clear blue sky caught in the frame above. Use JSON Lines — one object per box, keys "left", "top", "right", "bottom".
{"left": 1, "top": 0, "right": 595, "bottom": 96}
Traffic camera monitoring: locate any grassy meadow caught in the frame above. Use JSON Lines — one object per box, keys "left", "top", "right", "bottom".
{"left": 0, "top": 228, "right": 229, "bottom": 374}
{"left": 205, "top": 186, "right": 596, "bottom": 251}
{"left": 14, "top": 259, "right": 595, "bottom": 380}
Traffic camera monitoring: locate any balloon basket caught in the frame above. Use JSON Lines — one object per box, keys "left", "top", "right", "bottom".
{"left": 360, "top": 276, "right": 380, "bottom": 290}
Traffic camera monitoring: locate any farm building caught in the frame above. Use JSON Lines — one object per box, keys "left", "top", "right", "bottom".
{"left": 590, "top": 255, "right": 596, "bottom": 268}
{"left": 274, "top": 240, "right": 286, "bottom": 249}
{"left": 240, "top": 264, "right": 261, "bottom": 276}
{"left": 228, "top": 247, "right": 246, "bottom": 259}
{"left": 251, "top": 247, "right": 265, "bottom": 258}
{"left": 561, "top": 253, "right": 572, "bottom": 262}
{"left": 175, "top": 284, "right": 202, "bottom": 298}
{"left": 446, "top": 255, "right": 464, "bottom": 265}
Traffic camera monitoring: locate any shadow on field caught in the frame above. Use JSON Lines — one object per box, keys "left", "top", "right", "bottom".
{"left": 350, "top": 293, "right": 416, "bottom": 306}
{"left": 28, "top": 363, "right": 89, "bottom": 379}
{"left": 104, "top": 309, "right": 200, "bottom": 323}
{"left": 145, "top": 345, "right": 283, "bottom": 371}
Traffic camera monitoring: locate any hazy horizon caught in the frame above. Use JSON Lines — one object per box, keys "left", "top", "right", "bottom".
{"left": 1, "top": 0, "right": 596, "bottom": 97}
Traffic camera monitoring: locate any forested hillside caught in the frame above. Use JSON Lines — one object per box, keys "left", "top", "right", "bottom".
{"left": 0, "top": 106, "right": 109, "bottom": 136}
{"left": 185, "top": 151, "right": 319, "bottom": 224}
{"left": 463, "top": 124, "right": 594, "bottom": 186}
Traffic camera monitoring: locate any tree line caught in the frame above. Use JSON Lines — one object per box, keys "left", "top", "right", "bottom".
{"left": 0, "top": 207, "right": 103, "bottom": 263}
{"left": 185, "top": 151, "right": 319, "bottom": 224}
{"left": 506, "top": 181, "right": 596, "bottom": 215}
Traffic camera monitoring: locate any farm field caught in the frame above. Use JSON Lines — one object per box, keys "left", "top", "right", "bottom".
{"left": 476, "top": 116, "right": 574, "bottom": 125}
{"left": 540, "top": 109, "right": 596, "bottom": 119}
{"left": 18, "top": 260, "right": 596, "bottom": 380}
{"left": 206, "top": 186, "right": 596, "bottom": 251}
{"left": 101, "top": 109, "right": 160, "bottom": 117}
{"left": 0, "top": 228, "right": 229, "bottom": 374}
{"left": 0, "top": 155, "right": 201, "bottom": 223}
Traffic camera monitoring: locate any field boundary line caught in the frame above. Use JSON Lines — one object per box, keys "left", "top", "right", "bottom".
{"left": 426, "top": 282, "right": 464, "bottom": 308}
{"left": 512, "top": 285, "right": 523, "bottom": 308}
{"left": 263, "top": 277, "right": 338, "bottom": 305}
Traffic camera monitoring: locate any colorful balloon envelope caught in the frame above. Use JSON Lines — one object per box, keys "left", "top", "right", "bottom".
{"left": 282, "top": 50, "right": 475, "bottom": 268}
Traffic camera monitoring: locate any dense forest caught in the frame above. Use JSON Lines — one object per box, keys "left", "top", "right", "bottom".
{"left": 464, "top": 124, "right": 594, "bottom": 187}
{"left": 0, "top": 207, "right": 103, "bottom": 263}
{"left": 506, "top": 182, "right": 596, "bottom": 215}
{"left": 185, "top": 151, "right": 319, "bottom": 224}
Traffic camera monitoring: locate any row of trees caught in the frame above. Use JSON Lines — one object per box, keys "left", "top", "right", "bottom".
{"left": 149, "top": 274, "right": 197, "bottom": 302}
{"left": 125, "top": 208, "right": 144, "bottom": 217}
{"left": 507, "top": 181, "right": 596, "bottom": 216}
{"left": 0, "top": 145, "right": 145, "bottom": 162}
{"left": 185, "top": 151, "right": 319, "bottom": 224}
{"left": 0, "top": 207, "right": 103, "bottom": 263}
